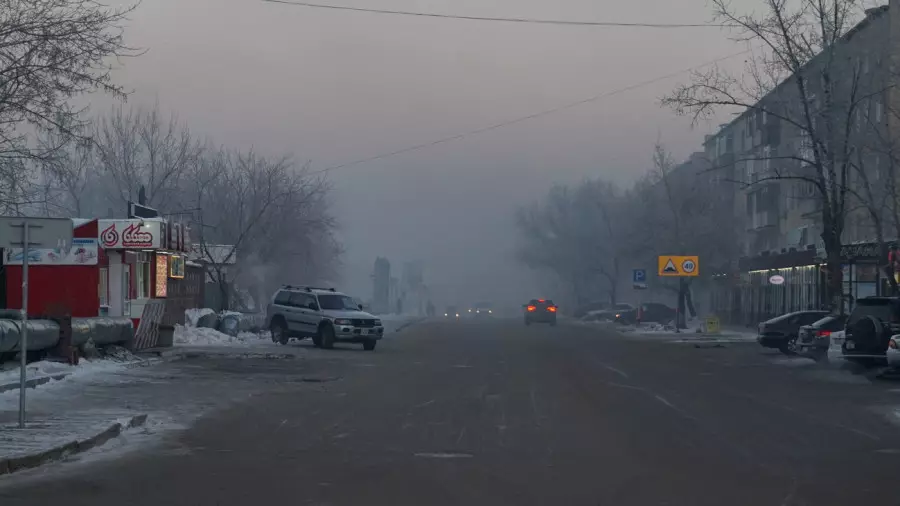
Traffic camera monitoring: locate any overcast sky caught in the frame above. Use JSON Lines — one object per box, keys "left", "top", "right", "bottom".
{"left": 102, "top": 0, "right": 760, "bottom": 308}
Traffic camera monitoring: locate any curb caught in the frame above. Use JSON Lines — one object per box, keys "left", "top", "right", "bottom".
{"left": 0, "top": 414, "right": 149, "bottom": 476}
{"left": 0, "top": 358, "right": 164, "bottom": 395}
{"left": 0, "top": 373, "right": 69, "bottom": 394}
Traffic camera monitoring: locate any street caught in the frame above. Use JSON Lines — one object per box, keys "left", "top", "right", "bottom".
{"left": 2, "top": 319, "right": 900, "bottom": 505}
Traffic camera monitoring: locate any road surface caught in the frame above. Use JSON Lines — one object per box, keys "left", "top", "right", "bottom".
{"left": 2, "top": 319, "right": 900, "bottom": 505}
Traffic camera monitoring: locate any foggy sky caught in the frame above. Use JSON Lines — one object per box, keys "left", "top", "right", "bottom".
{"left": 100, "top": 0, "right": 758, "bottom": 308}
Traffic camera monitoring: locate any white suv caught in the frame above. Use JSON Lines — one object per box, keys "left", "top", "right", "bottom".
{"left": 266, "top": 285, "right": 384, "bottom": 350}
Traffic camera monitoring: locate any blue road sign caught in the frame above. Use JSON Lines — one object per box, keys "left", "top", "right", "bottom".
{"left": 633, "top": 269, "right": 648, "bottom": 289}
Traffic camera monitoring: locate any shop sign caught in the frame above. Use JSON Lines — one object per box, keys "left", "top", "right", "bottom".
{"left": 163, "top": 220, "right": 192, "bottom": 252}
{"left": 3, "top": 238, "right": 99, "bottom": 265}
{"left": 155, "top": 254, "right": 168, "bottom": 297}
{"left": 768, "top": 274, "right": 785, "bottom": 285}
{"left": 99, "top": 220, "right": 162, "bottom": 249}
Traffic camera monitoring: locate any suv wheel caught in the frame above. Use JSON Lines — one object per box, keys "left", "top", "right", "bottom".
{"left": 319, "top": 324, "right": 335, "bottom": 349}
{"left": 363, "top": 340, "right": 377, "bottom": 351}
{"left": 312, "top": 334, "right": 323, "bottom": 347}
{"left": 271, "top": 320, "right": 289, "bottom": 345}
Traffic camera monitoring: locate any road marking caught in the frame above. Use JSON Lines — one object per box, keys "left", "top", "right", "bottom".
{"left": 414, "top": 452, "right": 473, "bottom": 459}
{"left": 600, "top": 363, "right": 629, "bottom": 379}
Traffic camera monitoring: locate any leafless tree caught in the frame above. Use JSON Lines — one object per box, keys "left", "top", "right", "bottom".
{"left": 515, "top": 180, "right": 625, "bottom": 306}
{"left": 190, "top": 148, "right": 336, "bottom": 310}
{"left": 0, "top": 0, "right": 140, "bottom": 162}
{"left": 662, "top": 0, "right": 876, "bottom": 312}
{"left": 93, "top": 105, "right": 202, "bottom": 212}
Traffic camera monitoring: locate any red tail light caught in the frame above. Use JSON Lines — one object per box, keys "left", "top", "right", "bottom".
{"left": 538, "top": 299, "right": 545, "bottom": 303}
{"left": 526, "top": 305, "right": 536, "bottom": 312}
{"left": 890, "top": 339, "right": 898, "bottom": 350}
{"left": 816, "top": 330, "right": 832, "bottom": 337}
{"left": 547, "top": 306, "right": 557, "bottom": 312}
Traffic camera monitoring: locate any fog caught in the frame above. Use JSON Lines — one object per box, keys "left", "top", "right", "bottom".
{"left": 100, "top": 0, "right": 756, "bottom": 310}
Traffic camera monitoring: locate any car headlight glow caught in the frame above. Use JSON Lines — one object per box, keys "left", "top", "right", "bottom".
{"left": 444, "top": 313, "right": 448, "bottom": 316}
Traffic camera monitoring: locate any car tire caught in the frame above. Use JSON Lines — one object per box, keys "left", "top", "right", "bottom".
{"left": 271, "top": 320, "right": 289, "bottom": 346}
{"left": 312, "top": 334, "right": 322, "bottom": 347}
{"left": 779, "top": 335, "right": 798, "bottom": 355}
{"left": 319, "top": 324, "right": 335, "bottom": 349}
{"left": 550, "top": 320, "right": 557, "bottom": 327}
{"left": 363, "top": 340, "right": 377, "bottom": 351}
{"left": 525, "top": 320, "right": 531, "bottom": 326}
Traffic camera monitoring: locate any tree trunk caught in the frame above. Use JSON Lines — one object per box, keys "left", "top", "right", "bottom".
{"left": 676, "top": 278, "right": 687, "bottom": 330}
{"left": 685, "top": 281, "right": 697, "bottom": 318}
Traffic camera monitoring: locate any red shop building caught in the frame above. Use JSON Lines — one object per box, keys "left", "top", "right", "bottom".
{"left": 2, "top": 218, "right": 101, "bottom": 317}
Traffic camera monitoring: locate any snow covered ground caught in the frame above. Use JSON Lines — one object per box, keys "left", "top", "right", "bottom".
{"left": 174, "top": 324, "right": 269, "bottom": 347}
{"left": 0, "top": 351, "right": 149, "bottom": 389}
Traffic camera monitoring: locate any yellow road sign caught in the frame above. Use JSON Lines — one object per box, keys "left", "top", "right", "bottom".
{"left": 704, "top": 316, "right": 720, "bottom": 334}
{"left": 657, "top": 255, "right": 699, "bottom": 277}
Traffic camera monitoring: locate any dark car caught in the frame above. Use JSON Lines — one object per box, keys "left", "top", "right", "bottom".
{"left": 444, "top": 306, "right": 459, "bottom": 319}
{"left": 574, "top": 301, "right": 608, "bottom": 319}
{"left": 842, "top": 297, "right": 900, "bottom": 365}
{"left": 615, "top": 302, "right": 676, "bottom": 325}
{"left": 525, "top": 299, "right": 557, "bottom": 325}
{"left": 796, "top": 314, "right": 847, "bottom": 354}
{"left": 757, "top": 310, "right": 830, "bottom": 354}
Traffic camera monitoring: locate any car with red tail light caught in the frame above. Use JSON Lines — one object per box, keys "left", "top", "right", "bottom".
{"left": 524, "top": 299, "right": 557, "bottom": 326}
{"left": 796, "top": 314, "right": 846, "bottom": 355}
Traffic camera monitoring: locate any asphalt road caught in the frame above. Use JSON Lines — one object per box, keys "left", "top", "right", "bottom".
{"left": 3, "top": 319, "right": 900, "bottom": 505}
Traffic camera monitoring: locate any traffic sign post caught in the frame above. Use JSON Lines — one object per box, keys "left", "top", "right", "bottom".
{"left": 0, "top": 217, "right": 73, "bottom": 428}
{"left": 632, "top": 269, "right": 647, "bottom": 289}
{"left": 658, "top": 255, "right": 700, "bottom": 277}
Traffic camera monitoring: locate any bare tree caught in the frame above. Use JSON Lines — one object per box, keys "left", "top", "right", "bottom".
{"left": 190, "top": 148, "right": 335, "bottom": 310}
{"left": 515, "top": 180, "right": 625, "bottom": 306}
{"left": 0, "top": 0, "right": 139, "bottom": 161}
{"left": 662, "top": 0, "right": 877, "bottom": 312}
{"left": 93, "top": 105, "right": 202, "bottom": 212}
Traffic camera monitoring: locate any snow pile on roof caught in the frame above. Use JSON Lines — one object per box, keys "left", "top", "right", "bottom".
{"left": 174, "top": 324, "right": 265, "bottom": 347}
{"left": 185, "top": 308, "right": 215, "bottom": 327}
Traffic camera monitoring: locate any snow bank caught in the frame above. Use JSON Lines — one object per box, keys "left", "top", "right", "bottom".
{"left": 0, "top": 353, "right": 142, "bottom": 387}
{"left": 173, "top": 324, "right": 267, "bottom": 347}
{"left": 185, "top": 308, "right": 215, "bottom": 327}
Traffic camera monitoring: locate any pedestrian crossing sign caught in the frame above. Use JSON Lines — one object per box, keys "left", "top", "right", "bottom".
{"left": 657, "top": 255, "right": 699, "bottom": 277}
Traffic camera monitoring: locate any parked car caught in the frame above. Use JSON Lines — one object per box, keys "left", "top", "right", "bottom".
{"left": 887, "top": 335, "right": 900, "bottom": 370}
{"left": 266, "top": 285, "right": 384, "bottom": 351}
{"left": 573, "top": 301, "right": 609, "bottom": 319}
{"left": 757, "top": 310, "right": 830, "bottom": 354}
{"left": 524, "top": 299, "right": 557, "bottom": 326}
{"left": 796, "top": 314, "right": 847, "bottom": 355}
{"left": 843, "top": 297, "right": 900, "bottom": 365}
{"left": 615, "top": 302, "right": 676, "bottom": 325}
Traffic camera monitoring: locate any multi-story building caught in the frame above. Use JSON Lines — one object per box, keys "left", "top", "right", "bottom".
{"left": 703, "top": 2, "right": 900, "bottom": 323}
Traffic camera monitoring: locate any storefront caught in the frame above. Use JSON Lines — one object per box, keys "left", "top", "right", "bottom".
{"left": 98, "top": 218, "right": 192, "bottom": 328}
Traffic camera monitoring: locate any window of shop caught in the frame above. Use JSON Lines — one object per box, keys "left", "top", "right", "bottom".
{"left": 99, "top": 267, "right": 109, "bottom": 307}
{"left": 136, "top": 252, "right": 152, "bottom": 299}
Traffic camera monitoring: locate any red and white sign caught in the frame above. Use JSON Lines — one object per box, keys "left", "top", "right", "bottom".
{"left": 98, "top": 219, "right": 162, "bottom": 249}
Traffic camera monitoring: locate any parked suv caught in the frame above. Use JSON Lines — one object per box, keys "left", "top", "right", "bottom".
{"left": 842, "top": 297, "right": 900, "bottom": 365}
{"left": 266, "top": 285, "right": 384, "bottom": 350}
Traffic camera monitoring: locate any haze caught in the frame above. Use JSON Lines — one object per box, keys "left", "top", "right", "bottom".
{"left": 100, "top": 0, "right": 756, "bottom": 309}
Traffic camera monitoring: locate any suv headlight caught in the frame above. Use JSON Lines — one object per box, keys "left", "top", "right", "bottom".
{"left": 334, "top": 318, "right": 352, "bottom": 325}
{"left": 374, "top": 319, "right": 382, "bottom": 326}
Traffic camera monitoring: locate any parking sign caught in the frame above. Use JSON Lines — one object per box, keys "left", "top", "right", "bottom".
{"left": 632, "top": 269, "right": 647, "bottom": 289}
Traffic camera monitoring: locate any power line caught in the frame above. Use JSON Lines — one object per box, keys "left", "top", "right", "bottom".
{"left": 262, "top": 0, "right": 732, "bottom": 29}
{"left": 311, "top": 50, "right": 750, "bottom": 176}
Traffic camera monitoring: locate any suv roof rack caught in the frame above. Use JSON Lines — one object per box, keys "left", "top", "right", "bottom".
{"left": 282, "top": 284, "right": 336, "bottom": 292}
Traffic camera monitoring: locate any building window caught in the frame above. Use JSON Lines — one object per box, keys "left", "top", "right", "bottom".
{"left": 136, "top": 252, "right": 152, "bottom": 299}
{"left": 99, "top": 267, "right": 109, "bottom": 307}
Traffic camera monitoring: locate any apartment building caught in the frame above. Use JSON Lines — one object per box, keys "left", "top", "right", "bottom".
{"left": 703, "top": 2, "right": 900, "bottom": 323}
